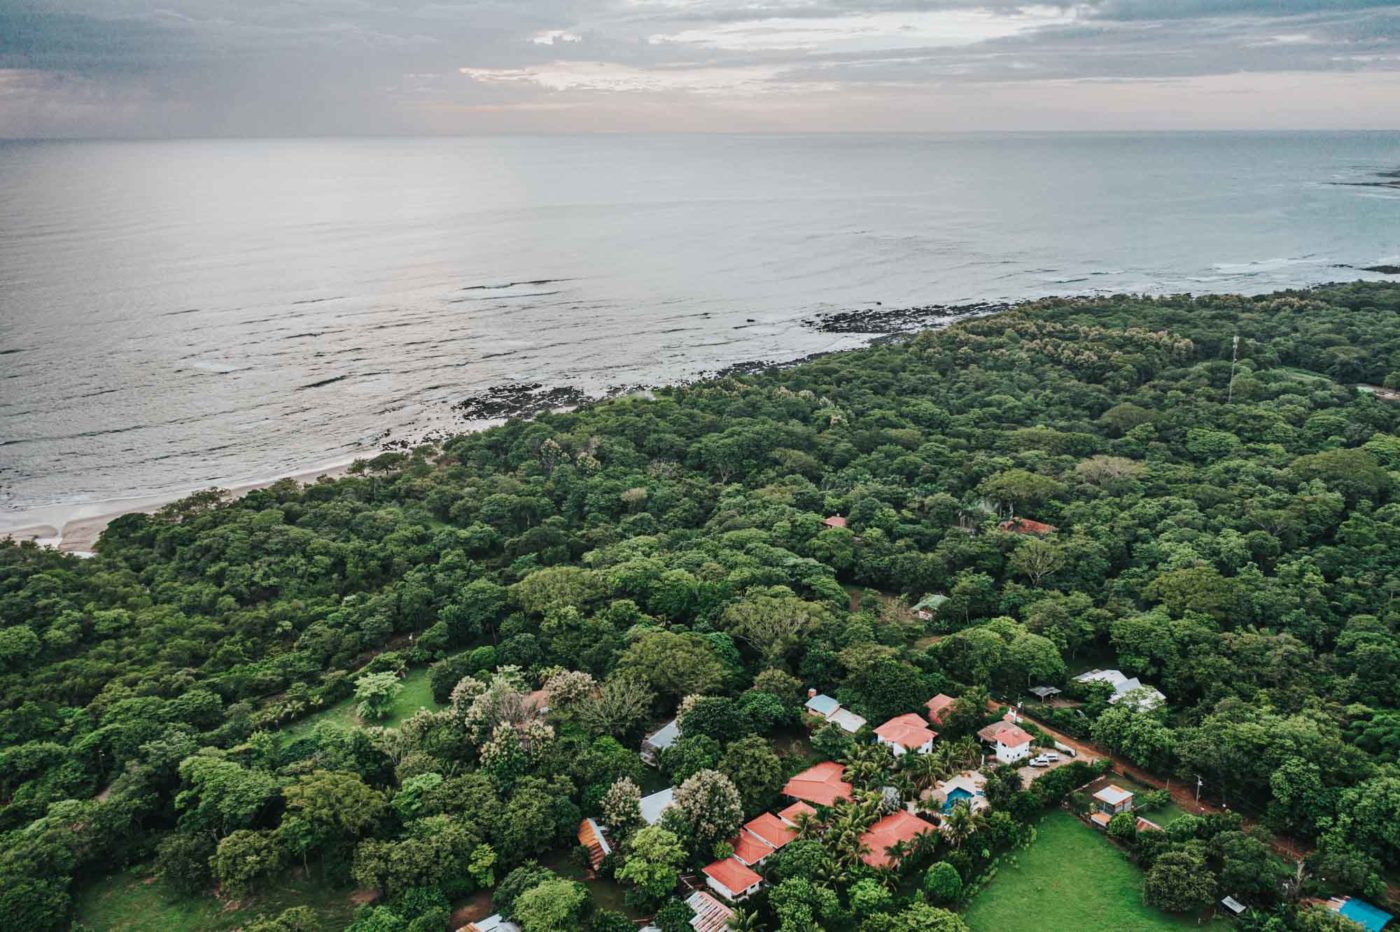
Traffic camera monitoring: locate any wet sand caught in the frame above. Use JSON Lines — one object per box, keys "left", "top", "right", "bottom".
{"left": 2, "top": 460, "right": 358, "bottom": 554}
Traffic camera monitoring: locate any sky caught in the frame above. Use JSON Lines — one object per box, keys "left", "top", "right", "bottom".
{"left": 2, "top": 0, "right": 1399, "bottom": 136}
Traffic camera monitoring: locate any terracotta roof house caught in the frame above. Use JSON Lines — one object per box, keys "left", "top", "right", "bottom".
{"left": 873, "top": 713, "right": 937, "bottom": 756}
{"left": 577, "top": 817, "right": 612, "bottom": 871}
{"left": 684, "top": 890, "right": 735, "bottom": 932}
{"left": 999, "top": 517, "right": 1057, "bottom": 535}
{"left": 744, "top": 812, "right": 797, "bottom": 850}
{"left": 778, "top": 801, "right": 818, "bottom": 825}
{"left": 702, "top": 857, "right": 764, "bottom": 901}
{"left": 925, "top": 694, "right": 957, "bottom": 726}
{"left": 803, "top": 691, "right": 868, "bottom": 734}
{"left": 977, "top": 720, "right": 1034, "bottom": 765}
{"left": 859, "top": 811, "right": 936, "bottom": 868}
{"left": 730, "top": 829, "right": 776, "bottom": 866}
{"left": 782, "top": 762, "right": 853, "bottom": 807}
{"left": 823, "top": 515, "right": 848, "bottom": 528}
{"left": 727, "top": 811, "right": 797, "bottom": 867}
{"left": 641, "top": 718, "right": 680, "bottom": 767}
{"left": 1089, "top": 810, "right": 1112, "bottom": 830}
{"left": 640, "top": 787, "right": 676, "bottom": 825}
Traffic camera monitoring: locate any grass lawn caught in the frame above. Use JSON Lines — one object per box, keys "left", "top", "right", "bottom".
{"left": 283, "top": 667, "right": 440, "bottom": 740}
{"left": 73, "top": 867, "right": 361, "bottom": 932}
{"left": 962, "top": 811, "right": 1221, "bottom": 932}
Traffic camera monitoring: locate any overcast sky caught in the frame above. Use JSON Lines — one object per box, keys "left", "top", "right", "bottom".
{"left": 2, "top": 0, "right": 1399, "bottom": 137}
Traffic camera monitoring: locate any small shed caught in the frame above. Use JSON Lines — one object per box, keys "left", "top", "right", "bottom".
{"left": 912, "top": 593, "right": 948, "bottom": 620}
{"left": 1220, "top": 896, "right": 1247, "bottom": 918}
{"left": 1092, "top": 784, "right": 1135, "bottom": 815}
{"left": 1028, "top": 685, "right": 1061, "bottom": 700}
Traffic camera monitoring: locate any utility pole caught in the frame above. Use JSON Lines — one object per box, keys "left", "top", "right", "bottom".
{"left": 1227, "top": 334, "right": 1240, "bottom": 403}
{"left": 1195, "top": 775, "right": 1204, "bottom": 803}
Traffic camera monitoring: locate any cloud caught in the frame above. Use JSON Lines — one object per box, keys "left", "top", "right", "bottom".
{"left": 1, "top": 0, "right": 1398, "bottom": 135}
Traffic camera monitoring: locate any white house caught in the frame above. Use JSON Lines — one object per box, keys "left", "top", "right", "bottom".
{"left": 803, "top": 691, "right": 868, "bottom": 734}
{"left": 702, "top": 857, "right": 764, "bottom": 902}
{"left": 873, "top": 713, "right": 937, "bottom": 756}
{"left": 639, "top": 787, "right": 675, "bottom": 826}
{"left": 1074, "top": 669, "right": 1166, "bottom": 710}
{"left": 641, "top": 718, "right": 680, "bottom": 766}
{"left": 976, "top": 720, "right": 1034, "bottom": 764}
{"left": 464, "top": 916, "right": 521, "bottom": 932}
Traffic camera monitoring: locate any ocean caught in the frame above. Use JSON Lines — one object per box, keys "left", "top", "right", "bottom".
{"left": 1, "top": 131, "right": 1397, "bottom": 530}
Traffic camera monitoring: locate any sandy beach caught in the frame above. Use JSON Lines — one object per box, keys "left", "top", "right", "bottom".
{"left": 1, "top": 459, "right": 360, "bottom": 555}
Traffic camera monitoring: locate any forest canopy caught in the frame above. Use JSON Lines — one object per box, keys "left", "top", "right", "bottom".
{"left": 3, "top": 283, "right": 1400, "bottom": 930}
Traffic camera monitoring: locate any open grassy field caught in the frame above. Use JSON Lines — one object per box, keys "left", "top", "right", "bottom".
{"left": 282, "top": 667, "right": 441, "bottom": 740}
{"left": 962, "top": 811, "right": 1220, "bottom": 932}
{"left": 72, "top": 868, "right": 360, "bottom": 932}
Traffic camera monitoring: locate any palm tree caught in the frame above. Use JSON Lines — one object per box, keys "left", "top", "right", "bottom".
{"left": 874, "top": 863, "right": 903, "bottom": 890}
{"left": 903, "top": 750, "right": 948, "bottom": 795}
{"left": 790, "top": 810, "right": 826, "bottom": 841}
{"left": 942, "top": 802, "right": 978, "bottom": 849}
{"left": 727, "top": 908, "right": 763, "bottom": 931}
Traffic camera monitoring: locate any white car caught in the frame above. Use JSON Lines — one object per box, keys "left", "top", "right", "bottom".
{"left": 1041, "top": 752, "right": 1061, "bottom": 761}
{"left": 1028, "top": 756, "right": 1051, "bottom": 768}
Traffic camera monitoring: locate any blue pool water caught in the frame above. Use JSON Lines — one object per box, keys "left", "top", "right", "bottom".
{"left": 943, "top": 788, "right": 976, "bottom": 813}
{"left": 1338, "top": 899, "right": 1392, "bottom": 932}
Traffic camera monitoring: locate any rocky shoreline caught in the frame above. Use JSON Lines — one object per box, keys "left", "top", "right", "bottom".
{"left": 802, "top": 301, "right": 1008, "bottom": 334}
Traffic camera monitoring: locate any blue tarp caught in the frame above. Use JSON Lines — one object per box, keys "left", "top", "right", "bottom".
{"left": 1339, "top": 898, "right": 1393, "bottom": 932}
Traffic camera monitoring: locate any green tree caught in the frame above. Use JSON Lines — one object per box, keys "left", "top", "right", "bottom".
{"left": 1143, "top": 847, "right": 1215, "bottom": 913}
{"left": 355, "top": 672, "right": 403, "bottom": 721}
{"left": 616, "top": 826, "right": 686, "bottom": 905}
{"left": 512, "top": 878, "right": 588, "bottom": 932}
{"left": 921, "top": 861, "right": 962, "bottom": 905}
{"left": 211, "top": 830, "right": 283, "bottom": 897}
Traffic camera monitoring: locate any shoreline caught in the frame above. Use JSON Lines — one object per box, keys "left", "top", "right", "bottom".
{"left": 0, "top": 304, "right": 973, "bottom": 556}
{"left": 2, "top": 284, "right": 1351, "bottom": 556}
{"left": 1, "top": 458, "right": 363, "bottom": 554}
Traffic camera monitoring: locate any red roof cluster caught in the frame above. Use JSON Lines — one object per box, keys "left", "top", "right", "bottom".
{"left": 999, "top": 518, "right": 1057, "bottom": 535}
{"left": 782, "top": 762, "right": 853, "bottom": 807}
{"left": 778, "top": 801, "right": 817, "bottom": 824}
{"left": 743, "top": 812, "right": 796, "bottom": 849}
{"left": 860, "top": 811, "right": 935, "bottom": 868}
{"left": 702, "top": 857, "right": 763, "bottom": 897}
{"left": 925, "top": 693, "right": 956, "bottom": 725}
{"left": 873, "top": 713, "right": 937, "bottom": 751}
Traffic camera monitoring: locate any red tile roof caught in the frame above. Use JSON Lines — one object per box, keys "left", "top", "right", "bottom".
{"left": 873, "top": 713, "right": 937, "bottom": 750}
{"left": 730, "top": 830, "right": 775, "bottom": 866}
{"left": 703, "top": 857, "right": 763, "bottom": 897}
{"left": 782, "top": 762, "right": 853, "bottom": 807}
{"left": 925, "top": 693, "right": 956, "bottom": 724}
{"left": 778, "top": 801, "right": 818, "bottom": 825}
{"left": 744, "top": 812, "right": 796, "bottom": 850}
{"left": 859, "top": 811, "right": 935, "bottom": 868}
{"left": 977, "top": 721, "right": 1033, "bottom": 747}
{"left": 999, "top": 518, "right": 1057, "bottom": 535}
{"left": 823, "top": 515, "right": 848, "bottom": 528}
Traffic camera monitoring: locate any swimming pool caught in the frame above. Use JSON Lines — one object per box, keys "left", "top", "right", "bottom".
{"left": 943, "top": 787, "right": 976, "bottom": 813}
